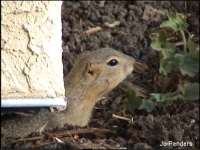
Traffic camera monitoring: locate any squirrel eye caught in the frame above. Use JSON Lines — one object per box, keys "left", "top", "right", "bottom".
{"left": 107, "top": 59, "right": 118, "bottom": 66}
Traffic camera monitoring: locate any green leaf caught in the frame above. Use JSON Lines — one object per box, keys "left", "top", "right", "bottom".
{"left": 149, "top": 31, "right": 175, "bottom": 52}
{"left": 151, "top": 93, "right": 179, "bottom": 106}
{"left": 160, "top": 13, "right": 189, "bottom": 31}
{"left": 188, "top": 42, "right": 199, "bottom": 60}
{"left": 126, "top": 91, "right": 142, "bottom": 112}
{"left": 176, "top": 54, "right": 199, "bottom": 76}
{"left": 180, "top": 82, "right": 199, "bottom": 101}
{"left": 161, "top": 51, "right": 175, "bottom": 59}
{"left": 151, "top": 93, "right": 162, "bottom": 101}
{"left": 159, "top": 57, "right": 175, "bottom": 75}
{"left": 138, "top": 99, "right": 155, "bottom": 112}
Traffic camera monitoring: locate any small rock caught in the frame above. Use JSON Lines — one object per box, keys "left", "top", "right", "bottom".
{"left": 134, "top": 143, "right": 153, "bottom": 149}
{"left": 148, "top": 47, "right": 157, "bottom": 60}
{"left": 140, "top": 55, "right": 148, "bottom": 62}
{"left": 116, "top": 137, "right": 127, "bottom": 147}
{"left": 94, "top": 133, "right": 106, "bottom": 139}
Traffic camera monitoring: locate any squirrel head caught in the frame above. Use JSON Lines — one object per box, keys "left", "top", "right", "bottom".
{"left": 65, "top": 48, "right": 135, "bottom": 102}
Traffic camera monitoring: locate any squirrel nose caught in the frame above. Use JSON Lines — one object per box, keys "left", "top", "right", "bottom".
{"left": 129, "top": 56, "right": 136, "bottom": 66}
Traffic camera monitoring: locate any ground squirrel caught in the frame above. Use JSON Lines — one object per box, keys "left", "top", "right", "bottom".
{"left": 1, "top": 48, "right": 135, "bottom": 138}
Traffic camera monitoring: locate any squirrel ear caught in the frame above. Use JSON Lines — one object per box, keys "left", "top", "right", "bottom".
{"left": 85, "top": 62, "right": 100, "bottom": 79}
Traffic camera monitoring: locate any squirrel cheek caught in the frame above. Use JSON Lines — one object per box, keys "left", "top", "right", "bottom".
{"left": 105, "top": 79, "right": 118, "bottom": 92}
{"left": 122, "top": 65, "right": 133, "bottom": 81}
{"left": 123, "top": 65, "right": 129, "bottom": 75}
{"left": 126, "top": 64, "right": 134, "bottom": 74}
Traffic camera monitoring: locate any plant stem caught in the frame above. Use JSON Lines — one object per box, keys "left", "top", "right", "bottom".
{"left": 175, "top": 42, "right": 184, "bottom": 47}
{"left": 180, "top": 30, "right": 187, "bottom": 53}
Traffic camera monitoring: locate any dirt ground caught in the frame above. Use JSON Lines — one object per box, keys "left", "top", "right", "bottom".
{"left": 1, "top": 1, "right": 199, "bottom": 149}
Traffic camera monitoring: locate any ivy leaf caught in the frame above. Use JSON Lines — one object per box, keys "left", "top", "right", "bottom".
{"left": 149, "top": 31, "right": 175, "bottom": 52}
{"left": 126, "top": 91, "right": 142, "bottom": 112}
{"left": 151, "top": 93, "right": 162, "bottom": 101}
{"left": 161, "top": 51, "right": 175, "bottom": 59}
{"left": 159, "top": 57, "right": 175, "bottom": 75}
{"left": 188, "top": 42, "right": 199, "bottom": 60}
{"left": 151, "top": 93, "right": 179, "bottom": 106}
{"left": 138, "top": 99, "right": 155, "bottom": 112}
{"left": 180, "top": 82, "right": 199, "bottom": 101}
{"left": 176, "top": 54, "right": 199, "bottom": 76}
{"left": 160, "top": 13, "right": 189, "bottom": 31}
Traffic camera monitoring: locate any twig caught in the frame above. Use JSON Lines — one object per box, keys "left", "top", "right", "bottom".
{"left": 175, "top": 42, "right": 184, "bottom": 47}
{"left": 85, "top": 27, "right": 102, "bottom": 36}
{"left": 10, "top": 136, "right": 44, "bottom": 144}
{"left": 39, "top": 121, "right": 48, "bottom": 134}
{"left": 53, "top": 137, "right": 64, "bottom": 144}
{"left": 186, "top": 30, "right": 194, "bottom": 40}
{"left": 104, "top": 21, "right": 120, "bottom": 28}
{"left": 13, "top": 112, "right": 34, "bottom": 116}
{"left": 185, "top": 1, "right": 187, "bottom": 10}
{"left": 49, "top": 128, "right": 111, "bottom": 138}
{"left": 180, "top": 30, "right": 187, "bottom": 53}
{"left": 122, "top": 109, "right": 126, "bottom": 117}
{"left": 67, "top": 131, "right": 74, "bottom": 139}
{"left": 112, "top": 114, "right": 133, "bottom": 123}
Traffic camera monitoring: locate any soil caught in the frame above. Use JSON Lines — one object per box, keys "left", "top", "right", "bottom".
{"left": 1, "top": 1, "right": 199, "bottom": 149}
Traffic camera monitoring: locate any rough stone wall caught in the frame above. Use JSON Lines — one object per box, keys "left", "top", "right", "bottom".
{"left": 1, "top": 1, "right": 65, "bottom": 99}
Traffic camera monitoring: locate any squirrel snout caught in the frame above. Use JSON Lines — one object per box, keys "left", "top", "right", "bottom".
{"left": 131, "top": 57, "right": 136, "bottom": 65}
{"left": 127, "top": 56, "right": 136, "bottom": 67}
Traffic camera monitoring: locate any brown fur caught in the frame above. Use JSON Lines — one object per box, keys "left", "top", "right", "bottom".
{"left": 1, "top": 48, "right": 135, "bottom": 138}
